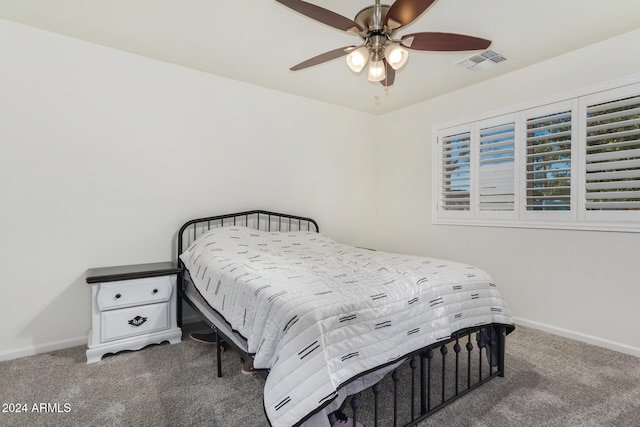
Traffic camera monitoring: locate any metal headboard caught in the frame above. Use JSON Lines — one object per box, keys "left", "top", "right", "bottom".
{"left": 176, "top": 210, "right": 319, "bottom": 327}
{"left": 177, "top": 210, "right": 319, "bottom": 266}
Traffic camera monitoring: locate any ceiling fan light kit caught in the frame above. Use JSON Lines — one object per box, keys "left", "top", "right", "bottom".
{"left": 276, "top": 0, "right": 493, "bottom": 87}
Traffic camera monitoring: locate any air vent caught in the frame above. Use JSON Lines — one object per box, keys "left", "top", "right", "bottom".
{"left": 457, "top": 50, "right": 506, "bottom": 71}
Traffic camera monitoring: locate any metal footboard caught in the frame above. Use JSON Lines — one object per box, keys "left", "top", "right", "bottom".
{"left": 338, "top": 324, "right": 508, "bottom": 427}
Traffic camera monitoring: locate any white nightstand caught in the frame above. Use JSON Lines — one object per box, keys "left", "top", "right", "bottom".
{"left": 85, "top": 262, "right": 182, "bottom": 363}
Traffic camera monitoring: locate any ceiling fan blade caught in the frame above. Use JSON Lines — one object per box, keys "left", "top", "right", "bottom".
{"left": 401, "top": 32, "right": 491, "bottom": 51}
{"left": 290, "top": 46, "right": 356, "bottom": 71}
{"left": 276, "top": 0, "right": 362, "bottom": 34}
{"left": 381, "top": 59, "right": 396, "bottom": 87}
{"left": 384, "top": 0, "right": 436, "bottom": 30}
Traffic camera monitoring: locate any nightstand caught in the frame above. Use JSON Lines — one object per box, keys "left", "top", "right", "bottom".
{"left": 85, "top": 262, "right": 182, "bottom": 363}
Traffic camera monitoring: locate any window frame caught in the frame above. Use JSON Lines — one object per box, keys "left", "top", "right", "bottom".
{"left": 579, "top": 85, "right": 640, "bottom": 225}
{"left": 520, "top": 100, "right": 578, "bottom": 224}
{"left": 436, "top": 123, "right": 473, "bottom": 220}
{"left": 432, "top": 74, "right": 640, "bottom": 233}
{"left": 476, "top": 114, "right": 518, "bottom": 221}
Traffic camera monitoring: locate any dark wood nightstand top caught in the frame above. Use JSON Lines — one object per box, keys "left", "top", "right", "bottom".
{"left": 86, "top": 262, "right": 181, "bottom": 284}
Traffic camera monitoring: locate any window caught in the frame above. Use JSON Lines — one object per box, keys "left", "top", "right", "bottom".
{"left": 525, "top": 108, "right": 572, "bottom": 211}
{"left": 583, "top": 89, "right": 640, "bottom": 221}
{"left": 440, "top": 127, "right": 471, "bottom": 212}
{"left": 434, "top": 78, "right": 640, "bottom": 232}
{"left": 479, "top": 119, "right": 515, "bottom": 214}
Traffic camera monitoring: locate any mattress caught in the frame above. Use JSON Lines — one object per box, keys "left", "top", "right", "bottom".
{"left": 180, "top": 226, "right": 513, "bottom": 427}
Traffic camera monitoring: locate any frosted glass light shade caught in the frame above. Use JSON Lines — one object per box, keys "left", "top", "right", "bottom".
{"left": 367, "top": 58, "right": 386, "bottom": 82}
{"left": 346, "top": 46, "right": 370, "bottom": 73}
{"left": 384, "top": 44, "right": 408, "bottom": 70}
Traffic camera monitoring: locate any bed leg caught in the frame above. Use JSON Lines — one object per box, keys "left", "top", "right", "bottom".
{"left": 497, "top": 325, "right": 506, "bottom": 377}
{"left": 216, "top": 329, "right": 223, "bottom": 378}
{"left": 177, "top": 292, "right": 183, "bottom": 328}
{"left": 176, "top": 272, "right": 183, "bottom": 328}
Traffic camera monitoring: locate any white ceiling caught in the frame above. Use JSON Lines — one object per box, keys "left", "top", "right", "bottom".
{"left": 2, "top": 0, "right": 640, "bottom": 115}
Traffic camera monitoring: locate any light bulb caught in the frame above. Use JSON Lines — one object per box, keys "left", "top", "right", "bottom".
{"left": 346, "top": 46, "right": 370, "bottom": 73}
{"left": 384, "top": 44, "right": 408, "bottom": 70}
{"left": 388, "top": 49, "right": 403, "bottom": 63}
{"left": 368, "top": 58, "right": 386, "bottom": 82}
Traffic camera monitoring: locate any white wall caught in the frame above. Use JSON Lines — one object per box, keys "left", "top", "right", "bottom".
{"left": 0, "top": 19, "right": 377, "bottom": 360}
{"left": 2, "top": 17, "right": 639, "bottom": 362}
{"left": 374, "top": 29, "right": 640, "bottom": 356}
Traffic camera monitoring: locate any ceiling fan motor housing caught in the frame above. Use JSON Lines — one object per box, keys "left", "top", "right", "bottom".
{"left": 355, "top": 5, "right": 396, "bottom": 63}
{"left": 355, "top": 5, "right": 392, "bottom": 32}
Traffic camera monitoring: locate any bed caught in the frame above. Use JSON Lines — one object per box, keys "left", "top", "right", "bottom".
{"left": 177, "top": 210, "right": 514, "bottom": 427}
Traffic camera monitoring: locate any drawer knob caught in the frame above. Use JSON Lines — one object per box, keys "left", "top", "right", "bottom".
{"left": 115, "top": 293, "right": 122, "bottom": 299}
{"left": 128, "top": 315, "right": 147, "bottom": 327}
{"left": 152, "top": 289, "right": 158, "bottom": 294}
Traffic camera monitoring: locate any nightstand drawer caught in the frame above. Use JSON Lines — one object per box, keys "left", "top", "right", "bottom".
{"left": 97, "top": 276, "right": 172, "bottom": 310}
{"left": 101, "top": 302, "right": 170, "bottom": 342}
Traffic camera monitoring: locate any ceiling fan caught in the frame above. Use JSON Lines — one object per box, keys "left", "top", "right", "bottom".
{"left": 276, "top": 0, "right": 492, "bottom": 87}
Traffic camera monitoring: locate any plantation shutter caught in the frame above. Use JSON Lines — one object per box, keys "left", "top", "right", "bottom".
{"left": 525, "top": 109, "right": 573, "bottom": 210}
{"left": 479, "top": 121, "right": 515, "bottom": 211}
{"left": 585, "top": 94, "right": 640, "bottom": 211}
{"left": 441, "top": 131, "right": 471, "bottom": 211}
{"left": 434, "top": 78, "right": 640, "bottom": 231}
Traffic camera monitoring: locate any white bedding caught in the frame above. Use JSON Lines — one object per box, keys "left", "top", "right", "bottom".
{"left": 180, "top": 226, "right": 513, "bottom": 427}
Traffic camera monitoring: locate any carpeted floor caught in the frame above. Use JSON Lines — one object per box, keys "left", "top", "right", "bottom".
{"left": 1, "top": 323, "right": 639, "bottom": 427}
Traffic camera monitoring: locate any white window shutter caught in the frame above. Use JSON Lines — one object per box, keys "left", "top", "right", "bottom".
{"left": 478, "top": 120, "right": 516, "bottom": 213}
{"left": 439, "top": 129, "right": 472, "bottom": 212}
{"left": 585, "top": 94, "right": 640, "bottom": 211}
{"left": 433, "top": 74, "right": 640, "bottom": 232}
{"left": 524, "top": 108, "right": 573, "bottom": 211}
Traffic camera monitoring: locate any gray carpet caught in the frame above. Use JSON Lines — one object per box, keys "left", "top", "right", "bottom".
{"left": 1, "top": 323, "right": 639, "bottom": 427}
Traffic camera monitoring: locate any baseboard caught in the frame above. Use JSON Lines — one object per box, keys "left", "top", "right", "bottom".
{"left": 182, "top": 312, "right": 201, "bottom": 325}
{"left": 0, "top": 336, "right": 88, "bottom": 363}
{"left": 5, "top": 317, "right": 635, "bottom": 363}
{"left": 2, "top": 307, "right": 201, "bottom": 363}
{"left": 513, "top": 317, "right": 640, "bottom": 358}
{"left": 181, "top": 302, "right": 204, "bottom": 326}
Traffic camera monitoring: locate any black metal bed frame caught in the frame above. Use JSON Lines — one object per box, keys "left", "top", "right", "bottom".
{"left": 176, "top": 210, "right": 510, "bottom": 427}
{"left": 336, "top": 324, "right": 507, "bottom": 427}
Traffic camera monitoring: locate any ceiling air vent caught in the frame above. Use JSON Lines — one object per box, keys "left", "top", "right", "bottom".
{"left": 457, "top": 50, "right": 506, "bottom": 71}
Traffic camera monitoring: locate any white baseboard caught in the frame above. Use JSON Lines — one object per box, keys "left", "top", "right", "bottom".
{"left": 513, "top": 317, "right": 640, "bottom": 358}
{"left": 0, "top": 336, "right": 88, "bottom": 363}
{"left": 181, "top": 302, "right": 206, "bottom": 326}
{"left": 4, "top": 317, "right": 636, "bottom": 363}
{"left": 1, "top": 304, "right": 202, "bottom": 363}
{"left": 182, "top": 312, "right": 201, "bottom": 325}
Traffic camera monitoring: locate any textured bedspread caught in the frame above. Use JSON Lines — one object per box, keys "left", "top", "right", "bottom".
{"left": 180, "top": 227, "right": 513, "bottom": 427}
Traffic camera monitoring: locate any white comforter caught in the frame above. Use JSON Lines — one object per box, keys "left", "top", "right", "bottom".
{"left": 180, "top": 227, "right": 512, "bottom": 427}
